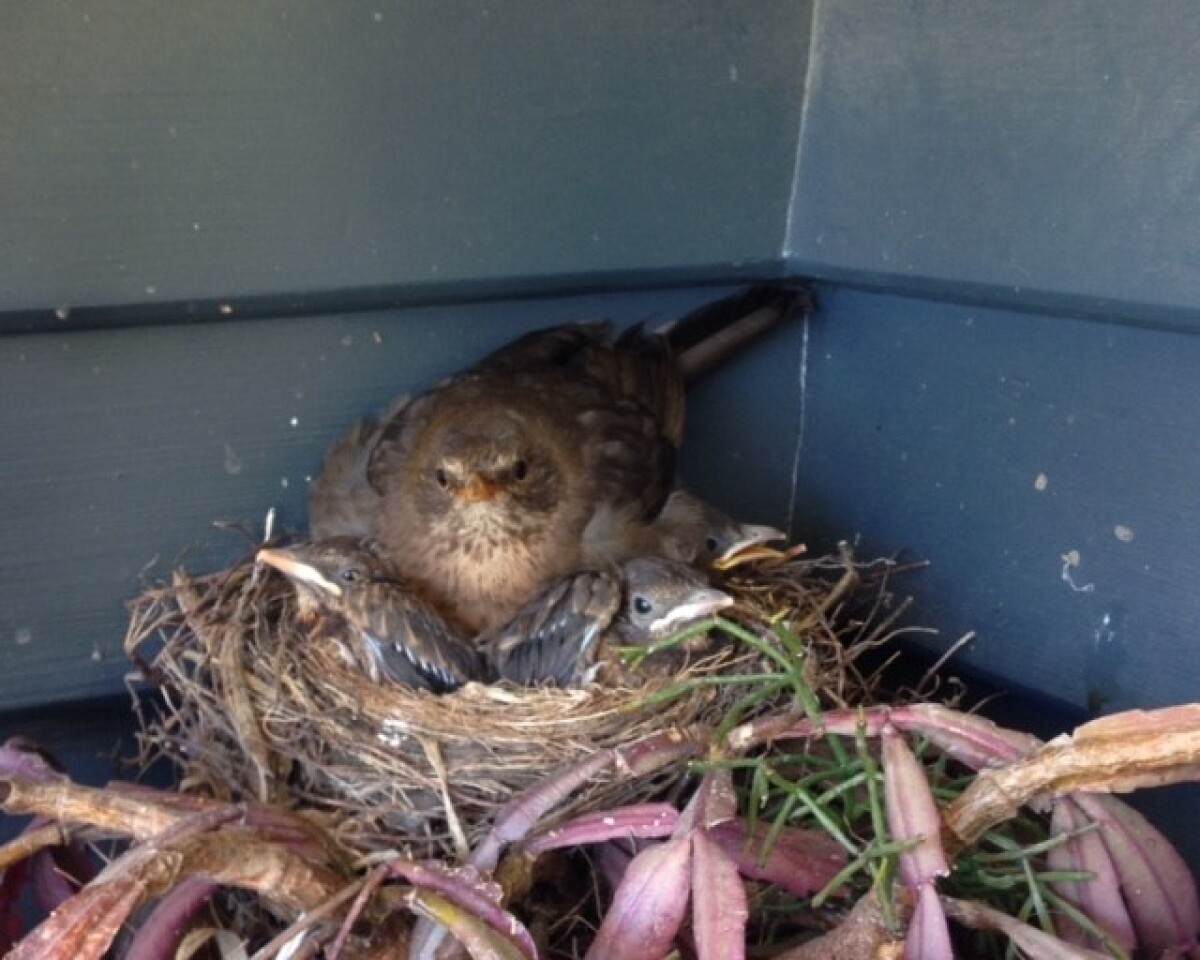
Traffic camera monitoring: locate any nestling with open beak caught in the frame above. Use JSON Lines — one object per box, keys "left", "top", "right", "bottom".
{"left": 652, "top": 489, "right": 788, "bottom": 567}
{"left": 483, "top": 556, "right": 734, "bottom": 687}
{"left": 309, "top": 284, "right": 812, "bottom": 635}
{"left": 255, "top": 538, "right": 484, "bottom": 693}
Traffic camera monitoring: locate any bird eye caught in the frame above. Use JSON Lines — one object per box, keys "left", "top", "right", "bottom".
{"left": 704, "top": 535, "right": 720, "bottom": 553}
{"left": 512, "top": 458, "right": 529, "bottom": 481}
{"left": 435, "top": 467, "right": 449, "bottom": 489}
{"left": 633, "top": 595, "right": 654, "bottom": 616}
{"left": 339, "top": 566, "right": 361, "bottom": 584}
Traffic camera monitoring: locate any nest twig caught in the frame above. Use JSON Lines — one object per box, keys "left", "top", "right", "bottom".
{"left": 124, "top": 546, "right": 910, "bottom": 863}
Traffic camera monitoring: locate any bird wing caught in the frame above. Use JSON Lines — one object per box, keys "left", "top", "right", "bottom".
{"left": 472, "top": 320, "right": 615, "bottom": 373}
{"left": 361, "top": 585, "right": 485, "bottom": 693}
{"left": 572, "top": 285, "right": 814, "bottom": 530}
{"left": 309, "top": 418, "right": 385, "bottom": 539}
{"left": 310, "top": 395, "right": 410, "bottom": 535}
{"left": 364, "top": 388, "right": 442, "bottom": 495}
{"left": 572, "top": 390, "right": 678, "bottom": 530}
{"left": 483, "top": 570, "right": 622, "bottom": 686}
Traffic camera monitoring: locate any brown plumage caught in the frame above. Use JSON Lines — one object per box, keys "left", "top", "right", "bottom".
{"left": 255, "top": 538, "right": 484, "bottom": 693}
{"left": 309, "top": 284, "right": 811, "bottom": 635}
{"left": 307, "top": 396, "right": 409, "bottom": 541}
{"left": 483, "top": 556, "right": 734, "bottom": 687}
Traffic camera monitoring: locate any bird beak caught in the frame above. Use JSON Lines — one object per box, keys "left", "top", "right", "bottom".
{"left": 256, "top": 547, "right": 343, "bottom": 597}
{"left": 650, "top": 589, "right": 734, "bottom": 633}
{"left": 459, "top": 474, "right": 500, "bottom": 503}
{"left": 714, "top": 524, "right": 788, "bottom": 565}
{"left": 714, "top": 540, "right": 808, "bottom": 570}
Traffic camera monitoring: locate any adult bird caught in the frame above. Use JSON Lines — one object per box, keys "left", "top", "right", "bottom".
{"left": 255, "top": 537, "right": 484, "bottom": 693}
{"left": 483, "top": 556, "right": 733, "bottom": 687}
{"left": 310, "top": 284, "right": 811, "bottom": 635}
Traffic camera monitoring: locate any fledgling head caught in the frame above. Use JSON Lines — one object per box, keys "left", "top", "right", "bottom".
{"left": 255, "top": 537, "right": 393, "bottom": 617}
{"left": 658, "top": 490, "right": 787, "bottom": 567}
{"left": 257, "top": 537, "right": 480, "bottom": 692}
{"left": 697, "top": 504, "right": 787, "bottom": 567}
{"left": 616, "top": 556, "right": 733, "bottom": 644}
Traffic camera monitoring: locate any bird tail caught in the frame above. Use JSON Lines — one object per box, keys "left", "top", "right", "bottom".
{"left": 654, "top": 282, "right": 815, "bottom": 384}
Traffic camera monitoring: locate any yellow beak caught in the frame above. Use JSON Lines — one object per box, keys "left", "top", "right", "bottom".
{"left": 459, "top": 474, "right": 500, "bottom": 504}
{"left": 256, "top": 547, "right": 343, "bottom": 597}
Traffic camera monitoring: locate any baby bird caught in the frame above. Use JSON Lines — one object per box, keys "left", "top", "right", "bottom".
{"left": 653, "top": 489, "right": 787, "bottom": 567}
{"left": 484, "top": 556, "right": 734, "bottom": 687}
{"left": 255, "top": 537, "right": 484, "bottom": 693}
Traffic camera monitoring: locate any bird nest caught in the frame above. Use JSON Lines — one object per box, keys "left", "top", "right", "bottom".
{"left": 124, "top": 545, "right": 910, "bottom": 863}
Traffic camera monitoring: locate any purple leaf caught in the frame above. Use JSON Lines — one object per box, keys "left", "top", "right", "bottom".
{"left": 707, "top": 820, "right": 847, "bottom": 897}
{"left": 29, "top": 850, "right": 80, "bottom": 913}
{"left": 1, "top": 861, "right": 30, "bottom": 953}
{"left": 684, "top": 770, "right": 738, "bottom": 832}
{"left": 692, "top": 831, "right": 747, "bottom": 960}
{"left": 8, "top": 873, "right": 147, "bottom": 960}
{"left": 125, "top": 877, "right": 219, "bottom": 960}
{"left": 524, "top": 804, "right": 679, "bottom": 854}
{"left": 472, "top": 749, "right": 615, "bottom": 871}
{"left": 1047, "top": 797, "right": 1136, "bottom": 951}
{"left": 0, "top": 743, "right": 63, "bottom": 785}
{"left": 882, "top": 725, "right": 949, "bottom": 890}
{"left": 614, "top": 729, "right": 705, "bottom": 778}
{"left": 3, "top": 816, "right": 116, "bottom": 948}
{"left": 596, "top": 841, "right": 634, "bottom": 891}
{"left": 944, "top": 896, "right": 1113, "bottom": 960}
{"left": 140, "top": 804, "right": 244, "bottom": 850}
{"left": 428, "top": 747, "right": 612, "bottom": 959}
{"left": 585, "top": 837, "right": 693, "bottom": 960}
{"left": 21, "top": 816, "right": 96, "bottom": 915}
{"left": 728, "top": 704, "right": 1046, "bottom": 773}
{"left": 907, "top": 885, "right": 953, "bottom": 959}
{"left": 390, "top": 861, "right": 536, "bottom": 960}
{"left": 1073, "top": 793, "right": 1200, "bottom": 954}
{"left": 406, "top": 889, "right": 528, "bottom": 960}
{"left": 891, "top": 704, "right": 1042, "bottom": 770}
{"left": 741, "top": 707, "right": 890, "bottom": 746}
